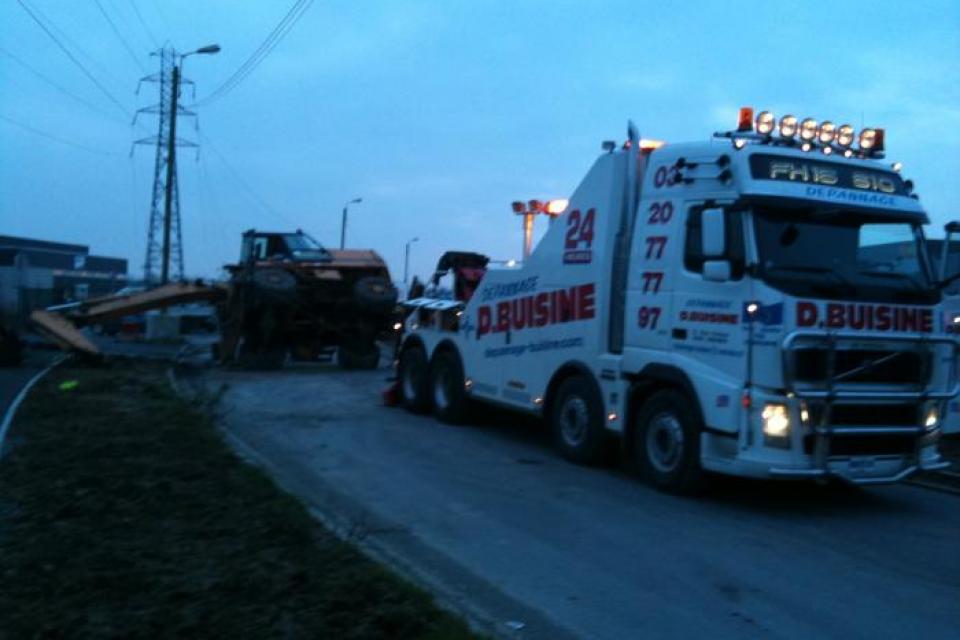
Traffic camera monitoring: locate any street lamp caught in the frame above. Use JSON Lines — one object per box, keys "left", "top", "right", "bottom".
{"left": 340, "top": 197, "right": 362, "bottom": 249}
{"left": 179, "top": 43, "right": 220, "bottom": 76}
{"left": 192, "top": 44, "right": 221, "bottom": 55}
{"left": 404, "top": 237, "right": 419, "bottom": 283}
{"left": 157, "top": 43, "right": 220, "bottom": 285}
{"left": 511, "top": 198, "right": 567, "bottom": 260}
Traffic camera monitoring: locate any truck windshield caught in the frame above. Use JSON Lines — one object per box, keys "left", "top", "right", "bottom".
{"left": 752, "top": 207, "right": 938, "bottom": 304}
{"left": 927, "top": 240, "right": 960, "bottom": 295}
{"left": 283, "top": 234, "right": 329, "bottom": 261}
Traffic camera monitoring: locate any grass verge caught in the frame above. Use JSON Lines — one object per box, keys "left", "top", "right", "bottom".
{"left": 0, "top": 363, "right": 475, "bottom": 639}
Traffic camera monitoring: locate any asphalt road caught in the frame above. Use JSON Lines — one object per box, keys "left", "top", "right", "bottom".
{"left": 213, "top": 365, "right": 960, "bottom": 640}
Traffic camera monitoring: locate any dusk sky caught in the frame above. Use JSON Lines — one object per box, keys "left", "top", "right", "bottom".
{"left": 2, "top": 0, "right": 959, "bottom": 281}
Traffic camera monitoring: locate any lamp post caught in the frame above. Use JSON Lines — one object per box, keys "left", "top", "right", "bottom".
{"left": 404, "top": 237, "right": 419, "bottom": 283}
{"left": 159, "top": 43, "right": 219, "bottom": 285}
{"left": 510, "top": 198, "right": 568, "bottom": 261}
{"left": 340, "top": 197, "right": 362, "bottom": 249}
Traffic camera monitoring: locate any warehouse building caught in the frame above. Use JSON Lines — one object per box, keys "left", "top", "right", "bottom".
{"left": 0, "top": 235, "right": 127, "bottom": 329}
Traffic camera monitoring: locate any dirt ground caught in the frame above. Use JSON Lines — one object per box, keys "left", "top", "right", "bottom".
{"left": 0, "top": 362, "right": 475, "bottom": 640}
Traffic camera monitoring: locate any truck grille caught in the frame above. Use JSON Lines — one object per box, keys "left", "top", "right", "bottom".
{"left": 805, "top": 402, "right": 919, "bottom": 429}
{"left": 801, "top": 403, "right": 921, "bottom": 456}
{"left": 828, "top": 403, "right": 919, "bottom": 427}
{"left": 802, "top": 434, "right": 917, "bottom": 456}
{"left": 791, "top": 348, "right": 930, "bottom": 385}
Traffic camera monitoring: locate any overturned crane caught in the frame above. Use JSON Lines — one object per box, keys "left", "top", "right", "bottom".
{"left": 33, "top": 229, "right": 399, "bottom": 369}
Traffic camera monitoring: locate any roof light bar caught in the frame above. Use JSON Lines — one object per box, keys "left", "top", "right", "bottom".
{"left": 874, "top": 128, "right": 886, "bottom": 152}
{"left": 724, "top": 107, "right": 887, "bottom": 157}
{"left": 799, "top": 118, "right": 818, "bottom": 141}
{"left": 817, "top": 121, "right": 835, "bottom": 145}
{"left": 779, "top": 115, "right": 798, "bottom": 138}
{"left": 756, "top": 111, "right": 775, "bottom": 135}
{"left": 836, "top": 124, "right": 855, "bottom": 147}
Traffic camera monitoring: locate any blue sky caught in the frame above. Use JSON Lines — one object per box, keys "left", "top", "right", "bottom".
{"left": 2, "top": 0, "right": 959, "bottom": 281}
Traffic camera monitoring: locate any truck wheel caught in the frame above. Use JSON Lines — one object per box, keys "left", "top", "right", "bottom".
{"left": 430, "top": 350, "right": 469, "bottom": 424}
{"left": 633, "top": 389, "right": 703, "bottom": 494}
{"left": 337, "top": 341, "right": 380, "bottom": 369}
{"left": 551, "top": 375, "right": 607, "bottom": 465}
{"left": 354, "top": 276, "right": 399, "bottom": 314}
{"left": 398, "top": 345, "right": 431, "bottom": 413}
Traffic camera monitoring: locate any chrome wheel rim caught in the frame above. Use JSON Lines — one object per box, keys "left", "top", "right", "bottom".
{"left": 646, "top": 412, "right": 684, "bottom": 473}
{"left": 559, "top": 395, "right": 589, "bottom": 447}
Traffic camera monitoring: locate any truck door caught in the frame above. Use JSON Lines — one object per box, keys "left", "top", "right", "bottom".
{"left": 670, "top": 204, "right": 750, "bottom": 380}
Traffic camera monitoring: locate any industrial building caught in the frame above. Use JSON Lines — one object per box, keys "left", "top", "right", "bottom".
{"left": 0, "top": 235, "right": 127, "bottom": 329}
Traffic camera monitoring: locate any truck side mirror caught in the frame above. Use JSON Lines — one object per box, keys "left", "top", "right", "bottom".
{"left": 701, "top": 208, "right": 726, "bottom": 257}
{"left": 940, "top": 220, "right": 960, "bottom": 282}
{"left": 701, "top": 208, "right": 730, "bottom": 282}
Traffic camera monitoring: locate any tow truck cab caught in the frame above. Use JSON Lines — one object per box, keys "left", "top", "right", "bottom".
{"left": 400, "top": 109, "right": 957, "bottom": 491}
{"left": 933, "top": 223, "right": 960, "bottom": 435}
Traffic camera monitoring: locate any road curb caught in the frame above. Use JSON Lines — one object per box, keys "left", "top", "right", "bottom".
{"left": 222, "top": 427, "right": 577, "bottom": 640}
{"left": 0, "top": 355, "right": 67, "bottom": 458}
{"left": 170, "top": 365, "right": 579, "bottom": 640}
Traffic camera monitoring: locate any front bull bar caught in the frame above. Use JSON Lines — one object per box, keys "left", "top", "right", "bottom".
{"left": 775, "top": 330, "right": 958, "bottom": 482}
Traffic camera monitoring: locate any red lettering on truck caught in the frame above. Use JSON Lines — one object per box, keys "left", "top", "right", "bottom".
{"left": 475, "top": 283, "right": 596, "bottom": 339}
{"left": 796, "top": 300, "right": 932, "bottom": 333}
{"left": 478, "top": 306, "right": 492, "bottom": 337}
{"left": 797, "top": 301, "right": 818, "bottom": 327}
{"left": 533, "top": 292, "right": 549, "bottom": 327}
{"left": 496, "top": 301, "right": 510, "bottom": 332}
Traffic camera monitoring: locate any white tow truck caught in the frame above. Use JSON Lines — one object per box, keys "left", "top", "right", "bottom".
{"left": 398, "top": 108, "right": 958, "bottom": 492}
{"left": 934, "top": 222, "right": 960, "bottom": 434}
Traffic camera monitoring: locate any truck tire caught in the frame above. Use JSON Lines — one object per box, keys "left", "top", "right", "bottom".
{"left": 550, "top": 375, "right": 607, "bottom": 465}
{"left": 430, "top": 350, "right": 469, "bottom": 424}
{"left": 250, "top": 268, "right": 298, "bottom": 305}
{"left": 337, "top": 341, "right": 381, "bottom": 369}
{"left": 398, "top": 345, "right": 431, "bottom": 413}
{"left": 354, "top": 276, "right": 398, "bottom": 314}
{"left": 632, "top": 389, "right": 703, "bottom": 494}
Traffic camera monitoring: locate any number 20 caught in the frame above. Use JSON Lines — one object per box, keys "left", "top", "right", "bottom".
{"left": 647, "top": 202, "right": 673, "bottom": 224}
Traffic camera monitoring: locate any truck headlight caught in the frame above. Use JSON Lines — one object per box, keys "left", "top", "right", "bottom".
{"left": 924, "top": 406, "right": 940, "bottom": 431}
{"left": 762, "top": 404, "right": 790, "bottom": 438}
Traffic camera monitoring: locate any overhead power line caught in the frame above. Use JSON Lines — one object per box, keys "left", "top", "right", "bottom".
{"left": 127, "top": 0, "right": 160, "bottom": 48}
{"left": 27, "top": 0, "right": 127, "bottom": 89}
{"left": 15, "top": 0, "right": 132, "bottom": 120}
{"left": 198, "top": 129, "right": 297, "bottom": 227}
{"left": 0, "top": 114, "right": 122, "bottom": 156}
{"left": 94, "top": 0, "right": 148, "bottom": 74}
{"left": 0, "top": 45, "right": 127, "bottom": 125}
{"left": 194, "top": 0, "right": 313, "bottom": 106}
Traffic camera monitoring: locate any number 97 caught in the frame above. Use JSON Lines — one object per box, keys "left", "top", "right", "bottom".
{"left": 637, "top": 306, "right": 661, "bottom": 329}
